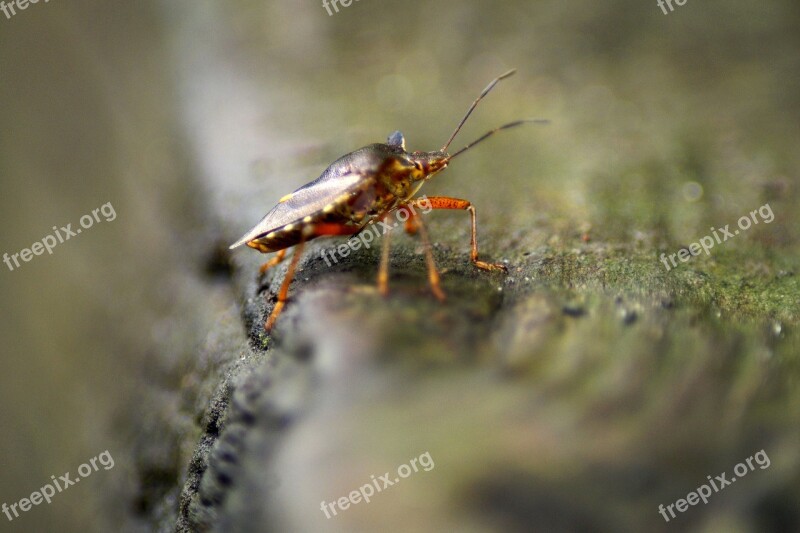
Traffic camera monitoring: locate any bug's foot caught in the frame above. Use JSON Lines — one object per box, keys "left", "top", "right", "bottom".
{"left": 430, "top": 284, "right": 446, "bottom": 302}
{"left": 473, "top": 260, "right": 508, "bottom": 273}
{"left": 264, "top": 301, "right": 285, "bottom": 332}
{"left": 377, "top": 273, "right": 390, "bottom": 298}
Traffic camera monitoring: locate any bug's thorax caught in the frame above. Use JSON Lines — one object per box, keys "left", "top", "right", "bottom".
{"left": 379, "top": 151, "right": 447, "bottom": 207}
{"left": 385, "top": 131, "right": 449, "bottom": 185}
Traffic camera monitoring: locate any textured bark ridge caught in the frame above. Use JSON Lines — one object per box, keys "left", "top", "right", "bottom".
{"left": 166, "top": 225, "right": 798, "bottom": 532}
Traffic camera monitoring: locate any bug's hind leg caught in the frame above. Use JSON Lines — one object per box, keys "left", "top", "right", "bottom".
{"left": 407, "top": 196, "right": 508, "bottom": 272}
{"left": 264, "top": 241, "right": 305, "bottom": 332}
{"left": 411, "top": 213, "right": 446, "bottom": 301}
{"left": 378, "top": 225, "right": 393, "bottom": 297}
{"left": 259, "top": 249, "right": 287, "bottom": 275}
{"left": 263, "top": 223, "right": 361, "bottom": 332}
{"left": 384, "top": 205, "right": 445, "bottom": 301}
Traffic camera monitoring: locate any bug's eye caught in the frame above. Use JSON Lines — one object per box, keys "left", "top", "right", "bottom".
{"left": 414, "top": 161, "right": 424, "bottom": 171}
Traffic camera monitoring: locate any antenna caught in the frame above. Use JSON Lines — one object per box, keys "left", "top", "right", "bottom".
{"left": 441, "top": 69, "right": 518, "bottom": 152}
{"left": 448, "top": 119, "right": 550, "bottom": 160}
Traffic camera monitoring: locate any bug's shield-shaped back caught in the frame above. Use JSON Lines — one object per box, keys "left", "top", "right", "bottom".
{"left": 229, "top": 172, "right": 367, "bottom": 249}
{"left": 231, "top": 164, "right": 380, "bottom": 250}
{"left": 230, "top": 143, "right": 408, "bottom": 249}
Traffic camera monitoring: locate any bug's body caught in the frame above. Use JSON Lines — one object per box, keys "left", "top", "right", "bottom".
{"left": 230, "top": 69, "right": 546, "bottom": 331}
{"left": 230, "top": 141, "right": 447, "bottom": 254}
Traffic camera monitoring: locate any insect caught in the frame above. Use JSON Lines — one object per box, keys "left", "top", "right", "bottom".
{"left": 230, "top": 69, "right": 546, "bottom": 332}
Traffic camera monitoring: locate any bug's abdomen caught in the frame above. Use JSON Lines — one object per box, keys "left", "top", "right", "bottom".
{"left": 243, "top": 168, "right": 414, "bottom": 254}
{"left": 246, "top": 223, "right": 308, "bottom": 253}
{"left": 246, "top": 191, "right": 383, "bottom": 253}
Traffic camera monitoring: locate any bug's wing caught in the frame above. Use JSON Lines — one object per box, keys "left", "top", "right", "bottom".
{"left": 229, "top": 169, "right": 372, "bottom": 249}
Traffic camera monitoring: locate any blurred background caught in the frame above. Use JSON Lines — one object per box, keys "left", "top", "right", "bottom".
{"left": 0, "top": 0, "right": 798, "bottom": 531}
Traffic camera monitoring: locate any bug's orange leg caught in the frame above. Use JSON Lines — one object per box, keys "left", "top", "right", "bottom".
{"left": 407, "top": 196, "right": 507, "bottom": 272}
{"left": 259, "top": 249, "right": 287, "bottom": 275}
{"left": 264, "top": 223, "right": 363, "bottom": 332}
{"left": 378, "top": 224, "right": 393, "bottom": 297}
{"left": 264, "top": 240, "right": 305, "bottom": 332}
{"left": 402, "top": 207, "right": 420, "bottom": 236}
{"left": 411, "top": 214, "right": 446, "bottom": 301}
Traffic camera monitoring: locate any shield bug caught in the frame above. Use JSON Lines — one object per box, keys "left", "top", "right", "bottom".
{"left": 230, "top": 69, "right": 546, "bottom": 332}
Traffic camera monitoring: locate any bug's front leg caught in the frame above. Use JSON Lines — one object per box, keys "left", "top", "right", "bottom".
{"left": 406, "top": 196, "right": 508, "bottom": 273}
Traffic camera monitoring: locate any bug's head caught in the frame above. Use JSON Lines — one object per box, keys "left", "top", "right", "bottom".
{"left": 386, "top": 130, "right": 449, "bottom": 181}
{"left": 409, "top": 150, "right": 450, "bottom": 180}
